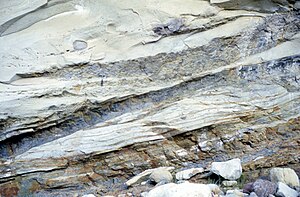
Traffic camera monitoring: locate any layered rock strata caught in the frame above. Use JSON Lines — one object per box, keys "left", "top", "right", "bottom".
{"left": 0, "top": 0, "right": 299, "bottom": 196}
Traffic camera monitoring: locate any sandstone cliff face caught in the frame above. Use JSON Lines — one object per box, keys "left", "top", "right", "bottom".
{"left": 0, "top": 0, "right": 299, "bottom": 196}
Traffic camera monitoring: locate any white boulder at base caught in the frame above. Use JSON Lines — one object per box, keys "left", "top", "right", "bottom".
{"left": 211, "top": 158, "right": 242, "bottom": 180}
{"left": 276, "top": 182, "right": 299, "bottom": 197}
{"left": 270, "top": 168, "right": 300, "bottom": 187}
{"left": 149, "top": 168, "right": 173, "bottom": 184}
{"left": 81, "top": 194, "right": 96, "bottom": 197}
{"left": 145, "top": 182, "right": 212, "bottom": 197}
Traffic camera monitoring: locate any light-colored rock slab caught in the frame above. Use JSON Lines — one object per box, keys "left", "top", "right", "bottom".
{"left": 125, "top": 167, "right": 174, "bottom": 187}
{"left": 270, "top": 168, "right": 300, "bottom": 187}
{"left": 211, "top": 158, "right": 242, "bottom": 180}
{"left": 175, "top": 168, "right": 204, "bottom": 180}
{"left": 149, "top": 168, "right": 173, "bottom": 184}
{"left": 0, "top": 0, "right": 47, "bottom": 26}
{"left": 276, "top": 182, "right": 299, "bottom": 197}
{"left": 145, "top": 182, "right": 212, "bottom": 197}
{"left": 0, "top": 0, "right": 223, "bottom": 82}
{"left": 82, "top": 194, "right": 96, "bottom": 197}
{"left": 13, "top": 82, "right": 300, "bottom": 163}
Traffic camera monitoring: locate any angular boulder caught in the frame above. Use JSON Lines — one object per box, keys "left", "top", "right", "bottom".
{"left": 211, "top": 158, "right": 242, "bottom": 180}
{"left": 252, "top": 179, "right": 277, "bottom": 197}
{"left": 276, "top": 182, "right": 299, "bottom": 197}
{"left": 149, "top": 168, "right": 173, "bottom": 184}
{"left": 175, "top": 168, "right": 204, "bottom": 180}
{"left": 270, "top": 168, "right": 300, "bottom": 187}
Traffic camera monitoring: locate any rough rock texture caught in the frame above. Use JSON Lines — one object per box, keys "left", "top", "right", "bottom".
{"left": 149, "top": 168, "right": 173, "bottom": 184}
{"left": 243, "top": 182, "right": 254, "bottom": 194}
{"left": 175, "top": 168, "right": 204, "bottom": 180}
{"left": 211, "top": 158, "right": 242, "bottom": 180}
{"left": 0, "top": 0, "right": 300, "bottom": 196}
{"left": 252, "top": 179, "right": 277, "bottom": 197}
{"left": 125, "top": 167, "right": 174, "bottom": 187}
{"left": 276, "top": 182, "right": 299, "bottom": 197}
{"left": 270, "top": 168, "right": 300, "bottom": 187}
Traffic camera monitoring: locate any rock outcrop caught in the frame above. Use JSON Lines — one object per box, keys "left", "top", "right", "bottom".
{"left": 0, "top": 0, "right": 300, "bottom": 196}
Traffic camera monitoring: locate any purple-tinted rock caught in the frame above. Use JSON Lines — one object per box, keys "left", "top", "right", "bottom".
{"left": 243, "top": 182, "right": 254, "bottom": 194}
{"left": 252, "top": 179, "right": 277, "bottom": 197}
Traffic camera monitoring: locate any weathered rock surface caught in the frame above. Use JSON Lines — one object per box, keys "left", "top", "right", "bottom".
{"left": 0, "top": 0, "right": 300, "bottom": 196}
{"left": 276, "top": 182, "right": 299, "bottom": 197}
{"left": 243, "top": 182, "right": 254, "bottom": 194}
{"left": 145, "top": 182, "right": 212, "bottom": 197}
{"left": 249, "top": 192, "right": 258, "bottom": 197}
{"left": 270, "top": 168, "right": 300, "bottom": 187}
{"left": 125, "top": 167, "right": 174, "bottom": 187}
{"left": 243, "top": 179, "right": 279, "bottom": 197}
{"left": 211, "top": 158, "right": 242, "bottom": 180}
{"left": 252, "top": 179, "right": 277, "bottom": 197}
{"left": 149, "top": 168, "right": 173, "bottom": 184}
{"left": 175, "top": 168, "right": 204, "bottom": 180}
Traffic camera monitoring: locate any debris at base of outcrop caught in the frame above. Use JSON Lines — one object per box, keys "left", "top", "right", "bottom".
{"left": 118, "top": 159, "right": 300, "bottom": 197}
{"left": 110, "top": 160, "right": 300, "bottom": 197}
